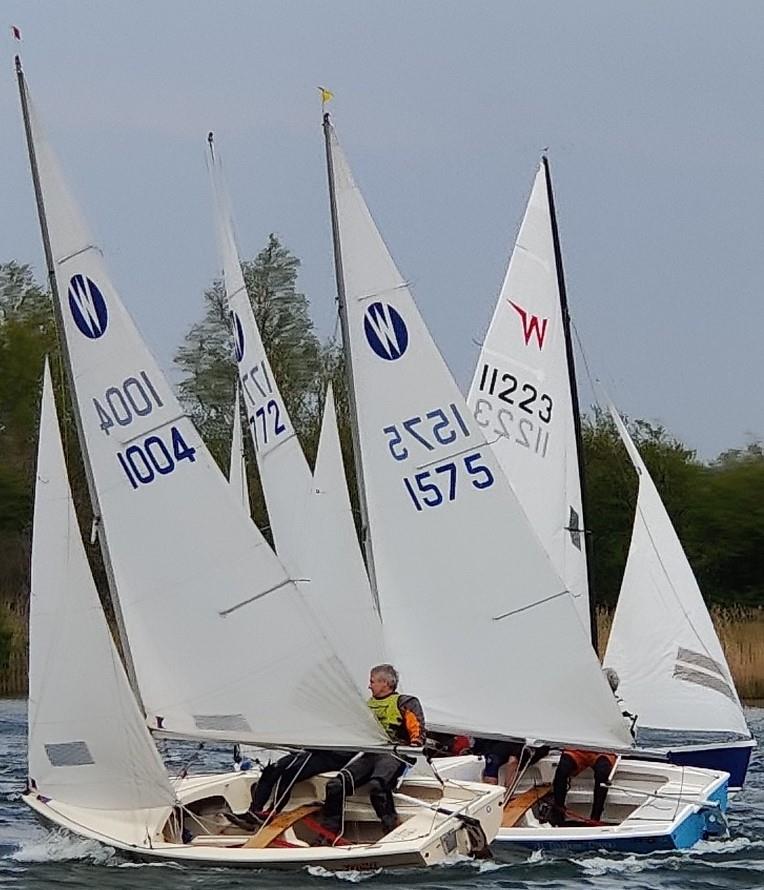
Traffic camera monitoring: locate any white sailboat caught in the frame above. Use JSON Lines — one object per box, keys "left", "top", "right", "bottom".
{"left": 604, "top": 404, "right": 754, "bottom": 787}
{"left": 322, "top": 114, "right": 730, "bottom": 853}
{"left": 18, "top": 58, "right": 504, "bottom": 868}
{"left": 208, "top": 138, "right": 383, "bottom": 686}
{"left": 469, "top": 156, "right": 752, "bottom": 789}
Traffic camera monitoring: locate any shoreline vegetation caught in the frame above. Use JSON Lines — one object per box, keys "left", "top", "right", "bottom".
{"left": 0, "top": 605, "right": 761, "bottom": 700}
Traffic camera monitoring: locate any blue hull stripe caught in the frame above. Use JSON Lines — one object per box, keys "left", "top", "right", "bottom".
{"left": 667, "top": 744, "right": 753, "bottom": 789}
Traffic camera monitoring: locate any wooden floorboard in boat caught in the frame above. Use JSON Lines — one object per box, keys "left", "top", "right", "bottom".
{"left": 243, "top": 804, "right": 322, "bottom": 848}
{"left": 502, "top": 783, "right": 552, "bottom": 828}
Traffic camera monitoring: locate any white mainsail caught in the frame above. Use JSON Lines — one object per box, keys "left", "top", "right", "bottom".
{"left": 28, "top": 360, "right": 175, "bottom": 815}
{"left": 325, "top": 118, "right": 631, "bottom": 749}
{"left": 208, "top": 144, "right": 382, "bottom": 682}
{"left": 228, "top": 383, "right": 250, "bottom": 512}
{"left": 24, "top": 81, "right": 384, "bottom": 750}
{"left": 604, "top": 406, "right": 750, "bottom": 737}
{"left": 467, "top": 160, "right": 590, "bottom": 633}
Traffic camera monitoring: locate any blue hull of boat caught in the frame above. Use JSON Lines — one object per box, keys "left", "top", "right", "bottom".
{"left": 666, "top": 741, "right": 754, "bottom": 790}
{"left": 493, "top": 778, "right": 728, "bottom": 855}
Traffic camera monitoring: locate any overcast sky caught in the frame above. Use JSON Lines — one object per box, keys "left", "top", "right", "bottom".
{"left": 2, "top": 1, "right": 762, "bottom": 461}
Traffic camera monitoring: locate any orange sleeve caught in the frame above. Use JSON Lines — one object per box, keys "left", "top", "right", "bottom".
{"left": 400, "top": 698, "right": 425, "bottom": 746}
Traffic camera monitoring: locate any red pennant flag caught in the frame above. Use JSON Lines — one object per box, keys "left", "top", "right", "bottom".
{"left": 11, "top": 25, "right": 21, "bottom": 41}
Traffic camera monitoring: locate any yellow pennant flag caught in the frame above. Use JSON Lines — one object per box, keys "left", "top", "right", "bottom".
{"left": 318, "top": 86, "right": 334, "bottom": 106}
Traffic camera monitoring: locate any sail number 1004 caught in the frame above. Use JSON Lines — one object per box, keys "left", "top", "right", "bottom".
{"left": 117, "top": 426, "right": 196, "bottom": 489}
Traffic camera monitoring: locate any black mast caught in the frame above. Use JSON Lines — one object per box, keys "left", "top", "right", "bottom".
{"left": 542, "top": 155, "right": 599, "bottom": 652}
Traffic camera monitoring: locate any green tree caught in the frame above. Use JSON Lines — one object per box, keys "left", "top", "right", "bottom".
{"left": 685, "top": 443, "right": 764, "bottom": 605}
{"left": 176, "top": 235, "right": 323, "bottom": 462}
{"left": 582, "top": 407, "right": 702, "bottom": 607}
{"left": 175, "top": 235, "right": 333, "bottom": 534}
{"left": 0, "top": 262, "right": 59, "bottom": 608}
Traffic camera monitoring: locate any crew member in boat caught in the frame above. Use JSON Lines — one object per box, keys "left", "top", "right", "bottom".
{"left": 550, "top": 668, "right": 636, "bottom": 825}
{"left": 473, "top": 739, "right": 549, "bottom": 789}
{"left": 322, "top": 663, "right": 425, "bottom": 835}
{"left": 227, "top": 749, "right": 352, "bottom": 828}
{"left": 426, "top": 733, "right": 548, "bottom": 790}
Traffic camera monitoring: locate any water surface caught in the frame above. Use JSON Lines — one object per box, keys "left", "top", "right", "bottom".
{"left": 1, "top": 700, "right": 761, "bottom": 889}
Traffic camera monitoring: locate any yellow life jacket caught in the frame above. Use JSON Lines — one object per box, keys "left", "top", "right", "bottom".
{"left": 367, "top": 693, "right": 401, "bottom": 741}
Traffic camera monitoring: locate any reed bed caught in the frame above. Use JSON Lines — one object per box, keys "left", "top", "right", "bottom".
{"left": 596, "top": 605, "right": 764, "bottom": 701}
{"left": 1, "top": 605, "right": 761, "bottom": 700}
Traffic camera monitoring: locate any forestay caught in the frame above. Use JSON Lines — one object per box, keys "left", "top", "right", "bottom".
{"left": 228, "top": 384, "right": 250, "bottom": 513}
{"left": 28, "top": 360, "right": 175, "bottom": 814}
{"left": 326, "top": 119, "right": 631, "bottom": 750}
{"left": 604, "top": 405, "right": 750, "bottom": 737}
{"left": 25, "top": 83, "right": 384, "bottom": 750}
{"left": 467, "top": 161, "right": 589, "bottom": 633}
{"left": 209, "top": 145, "right": 382, "bottom": 683}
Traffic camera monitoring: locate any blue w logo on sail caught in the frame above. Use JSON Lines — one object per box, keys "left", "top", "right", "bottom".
{"left": 68, "top": 275, "right": 108, "bottom": 339}
{"left": 363, "top": 302, "right": 409, "bottom": 361}
{"left": 231, "top": 311, "right": 245, "bottom": 363}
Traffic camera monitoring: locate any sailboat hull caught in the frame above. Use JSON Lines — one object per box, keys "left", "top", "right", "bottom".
{"left": 23, "top": 770, "right": 504, "bottom": 871}
{"left": 661, "top": 738, "right": 755, "bottom": 791}
{"left": 433, "top": 754, "right": 729, "bottom": 854}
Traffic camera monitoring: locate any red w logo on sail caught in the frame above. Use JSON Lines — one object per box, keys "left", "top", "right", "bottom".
{"left": 508, "top": 300, "right": 548, "bottom": 349}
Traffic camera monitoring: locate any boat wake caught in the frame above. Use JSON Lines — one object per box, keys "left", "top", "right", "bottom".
{"left": 11, "top": 830, "right": 115, "bottom": 864}
{"left": 476, "top": 848, "right": 545, "bottom": 872}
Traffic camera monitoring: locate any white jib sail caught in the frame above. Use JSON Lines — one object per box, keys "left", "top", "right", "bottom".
{"left": 25, "top": 84, "right": 384, "bottom": 750}
{"left": 467, "top": 161, "right": 590, "bottom": 633}
{"left": 29, "top": 360, "right": 175, "bottom": 815}
{"left": 327, "top": 120, "right": 631, "bottom": 749}
{"left": 228, "top": 383, "right": 250, "bottom": 513}
{"left": 604, "top": 405, "right": 749, "bottom": 736}
{"left": 307, "top": 384, "right": 384, "bottom": 676}
{"left": 209, "top": 146, "right": 382, "bottom": 684}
